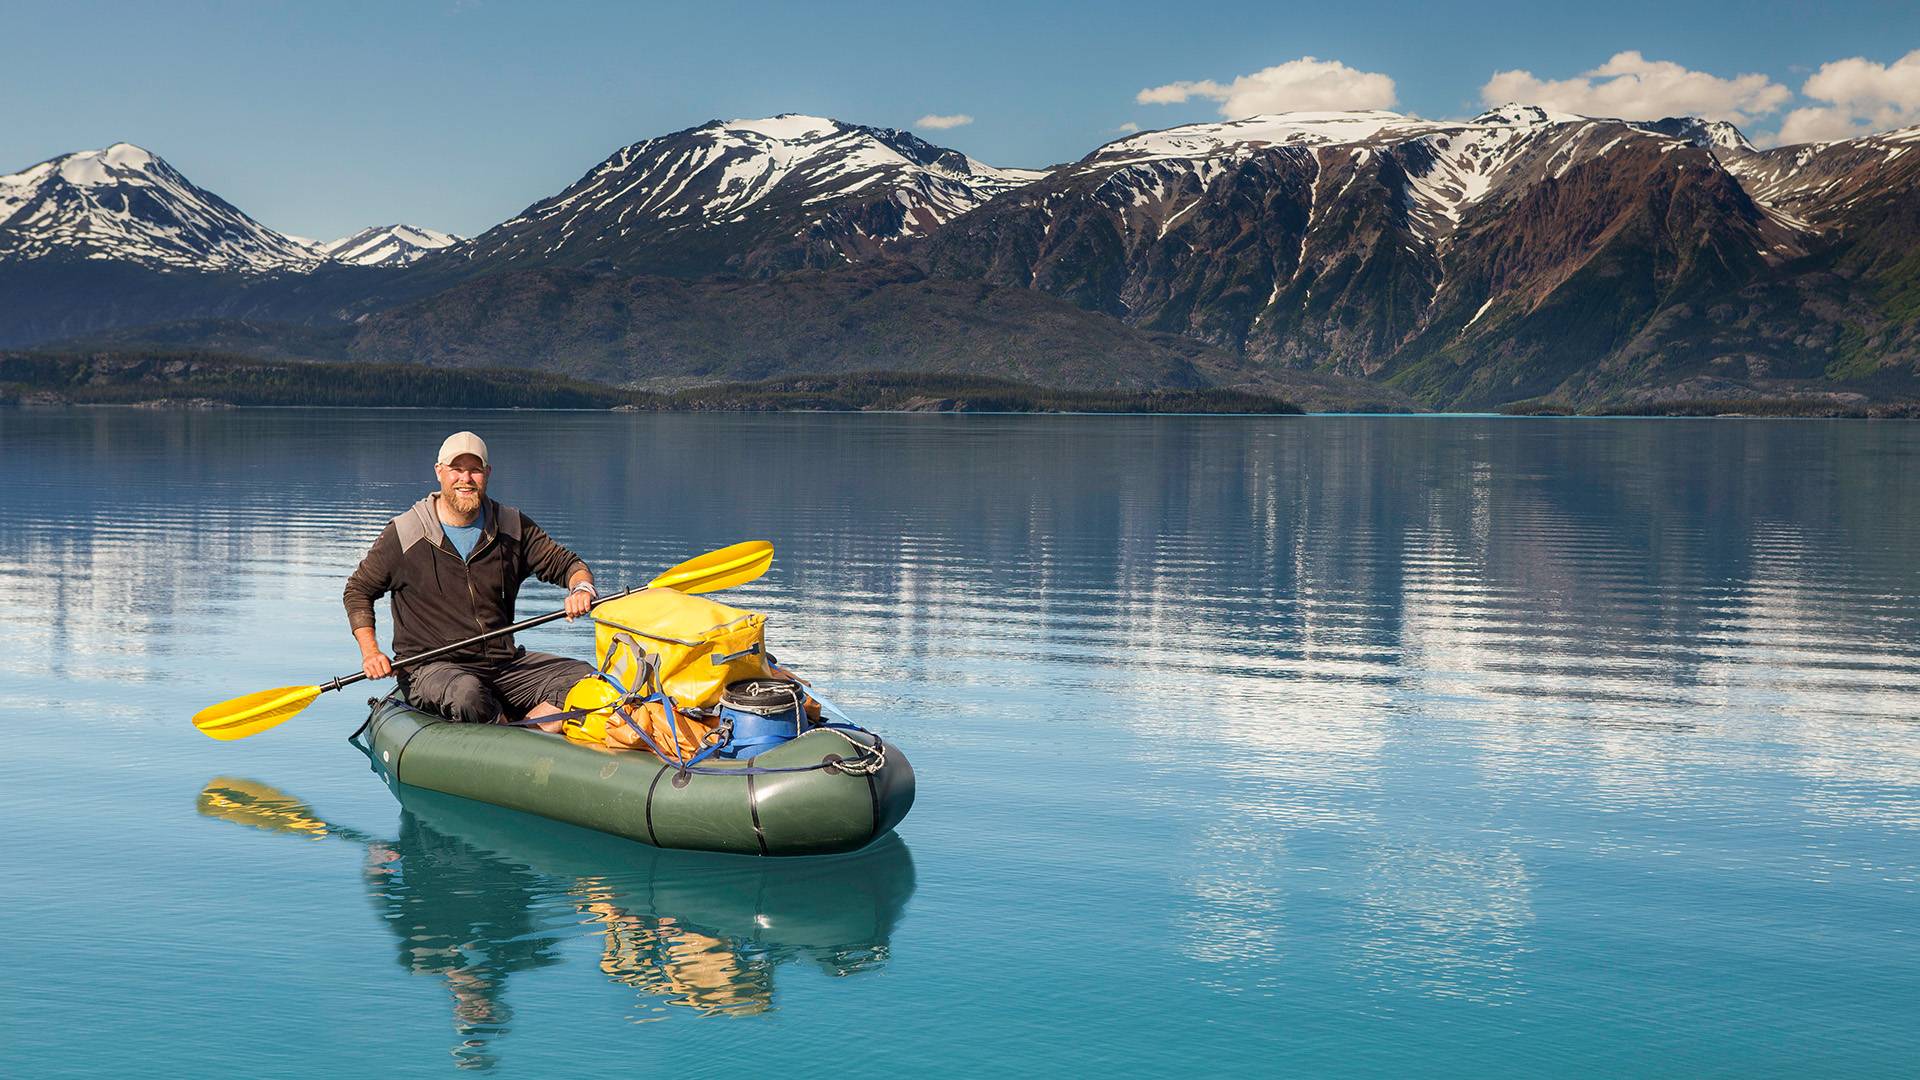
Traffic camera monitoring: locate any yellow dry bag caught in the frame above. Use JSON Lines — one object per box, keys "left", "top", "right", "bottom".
{"left": 587, "top": 587, "right": 770, "bottom": 710}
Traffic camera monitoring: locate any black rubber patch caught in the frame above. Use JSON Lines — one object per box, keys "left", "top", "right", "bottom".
{"left": 821, "top": 753, "right": 844, "bottom": 774}
{"left": 746, "top": 771, "right": 769, "bottom": 856}
{"left": 671, "top": 770, "right": 691, "bottom": 789}
{"left": 644, "top": 764, "right": 669, "bottom": 847}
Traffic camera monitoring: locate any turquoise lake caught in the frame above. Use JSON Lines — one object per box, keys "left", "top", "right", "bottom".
{"left": 3, "top": 409, "right": 1918, "bottom": 1076}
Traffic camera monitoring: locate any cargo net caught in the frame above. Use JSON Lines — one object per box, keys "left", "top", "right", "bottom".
{"left": 547, "top": 645, "right": 886, "bottom": 778}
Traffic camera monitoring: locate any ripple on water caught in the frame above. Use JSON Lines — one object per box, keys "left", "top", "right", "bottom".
{"left": 2, "top": 410, "right": 1919, "bottom": 1076}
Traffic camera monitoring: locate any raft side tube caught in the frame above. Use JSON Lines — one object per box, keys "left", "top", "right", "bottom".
{"left": 366, "top": 698, "right": 914, "bottom": 856}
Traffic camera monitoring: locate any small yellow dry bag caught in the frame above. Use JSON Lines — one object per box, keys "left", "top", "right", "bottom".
{"left": 560, "top": 672, "right": 716, "bottom": 758}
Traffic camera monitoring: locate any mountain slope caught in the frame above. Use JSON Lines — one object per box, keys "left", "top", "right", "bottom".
{"left": 1382, "top": 137, "right": 1790, "bottom": 403}
{"left": 451, "top": 114, "right": 1044, "bottom": 278}
{"left": 0, "top": 144, "right": 321, "bottom": 272}
{"left": 346, "top": 261, "right": 1233, "bottom": 389}
{"left": 335, "top": 262, "right": 1411, "bottom": 409}
{"left": 1722, "top": 127, "right": 1920, "bottom": 228}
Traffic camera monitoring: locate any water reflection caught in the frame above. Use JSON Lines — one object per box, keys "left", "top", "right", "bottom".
{"left": 197, "top": 777, "right": 915, "bottom": 1068}
{"left": 7, "top": 412, "right": 1916, "bottom": 731}
{"left": 9, "top": 410, "right": 1920, "bottom": 1050}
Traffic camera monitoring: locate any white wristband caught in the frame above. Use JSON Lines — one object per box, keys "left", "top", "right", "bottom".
{"left": 571, "top": 581, "right": 597, "bottom": 597}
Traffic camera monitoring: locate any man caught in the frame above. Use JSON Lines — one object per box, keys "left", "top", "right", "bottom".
{"left": 344, "top": 431, "right": 596, "bottom": 732}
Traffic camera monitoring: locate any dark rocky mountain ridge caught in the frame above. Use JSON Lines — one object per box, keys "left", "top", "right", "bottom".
{"left": 920, "top": 107, "right": 1909, "bottom": 408}
{"left": 5, "top": 110, "right": 1919, "bottom": 411}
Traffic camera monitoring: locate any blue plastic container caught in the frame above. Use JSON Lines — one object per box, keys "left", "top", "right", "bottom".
{"left": 717, "top": 679, "right": 806, "bottom": 758}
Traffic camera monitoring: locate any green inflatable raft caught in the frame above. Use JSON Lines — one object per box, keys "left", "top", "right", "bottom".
{"left": 358, "top": 695, "right": 915, "bottom": 856}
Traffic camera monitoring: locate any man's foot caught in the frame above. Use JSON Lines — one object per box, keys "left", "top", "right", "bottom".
{"left": 524, "top": 701, "right": 567, "bottom": 734}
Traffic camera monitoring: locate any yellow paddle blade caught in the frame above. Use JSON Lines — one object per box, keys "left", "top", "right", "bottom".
{"left": 648, "top": 540, "right": 773, "bottom": 595}
{"left": 192, "top": 685, "right": 321, "bottom": 741}
{"left": 196, "top": 777, "right": 330, "bottom": 838}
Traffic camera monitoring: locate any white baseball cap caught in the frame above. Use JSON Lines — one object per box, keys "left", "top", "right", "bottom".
{"left": 436, "top": 431, "right": 490, "bottom": 467}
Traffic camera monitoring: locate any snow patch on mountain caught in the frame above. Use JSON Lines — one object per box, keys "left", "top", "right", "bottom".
{"left": 726, "top": 114, "right": 841, "bottom": 141}
{"left": 1470, "top": 104, "right": 1588, "bottom": 127}
{"left": 1623, "top": 116, "right": 1755, "bottom": 154}
{"left": 1087, "top": 110, "right": 1440, "bottom": 167}
{"left": 321, "top": 224, "right": 461, "bottom": 267}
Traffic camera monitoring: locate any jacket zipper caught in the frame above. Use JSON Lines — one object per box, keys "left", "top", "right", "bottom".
{"left": 434, "top": 529, "right": 495, "bottom": 657}
{"left": 465, "top": 532, "right": 493, "bottom": 651}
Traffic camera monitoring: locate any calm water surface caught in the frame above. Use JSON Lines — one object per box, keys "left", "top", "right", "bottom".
{"left": 2, "top": 409, "right": 1917, "bottom": 1076}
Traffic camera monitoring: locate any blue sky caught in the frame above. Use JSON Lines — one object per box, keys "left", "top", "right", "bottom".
{"left": 4, "top": 0, "right": 1919, "bottom": 240}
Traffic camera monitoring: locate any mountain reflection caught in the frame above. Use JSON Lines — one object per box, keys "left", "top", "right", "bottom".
{"left": 7, "top": 411, "right": 1915, "bottom": 732}
{"left": 20, "top": 410, "right": 1920, "bottom": 1020}
{"left": 197, "top": 777, "right": 915, "bottom": 1069}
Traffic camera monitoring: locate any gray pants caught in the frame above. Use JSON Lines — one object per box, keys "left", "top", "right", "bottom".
{"left": 403, "top": 650, "right": 594, "bottom": 725}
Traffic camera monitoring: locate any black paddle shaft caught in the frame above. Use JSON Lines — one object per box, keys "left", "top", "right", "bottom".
{"left": 319, "top": 585, "right": 642, "bottom": 694}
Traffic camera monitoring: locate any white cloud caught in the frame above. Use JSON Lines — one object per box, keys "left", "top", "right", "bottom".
{"left": 1777, "top": 49, "right": 1920, "bottom": 144}
{"left": 1479, "top": 51, "right": 1790, "bottom": 127}
{"left": 1775, "top": 106, "right": 1871, "bottom": 145}
{"left": 914, "top": 113, "right": 974, "bottom": 130}
{"left": 1115, "top": 121, "right": 1140, "bottom": 133}
{"left": 1138, "top": 57, "right": 1397, "bottom": 118}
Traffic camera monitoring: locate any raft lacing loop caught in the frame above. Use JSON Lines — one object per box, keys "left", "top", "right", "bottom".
{"left": 820, "top": 725, "right": 886, "bottom": 775}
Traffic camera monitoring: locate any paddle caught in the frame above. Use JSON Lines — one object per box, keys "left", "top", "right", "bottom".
{"left": 191, "top": 540, "right": 774, "bottom": 741}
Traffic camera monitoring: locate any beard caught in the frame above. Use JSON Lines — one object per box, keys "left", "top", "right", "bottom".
{"left": 445, "top": 484, "right": 483, "bottom": 516}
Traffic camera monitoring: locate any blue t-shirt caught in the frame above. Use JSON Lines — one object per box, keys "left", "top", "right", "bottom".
{"left": 443, "top": 515, "right": 483, "bottom": 560}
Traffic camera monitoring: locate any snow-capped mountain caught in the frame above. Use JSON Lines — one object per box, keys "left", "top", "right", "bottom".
{"left": 0, "top": 144, "right": 321, "bottom": 273}
{"left": 1066, "top": 105, "right": 1775, "bottom": 249}
{"left": 320, "top": 224, "right": 461, "bottom": 267}
{"left": 928, "top": 104, "right": 1815, "bottom": 403}
{"left": 9, "top": 108, "right": 1920, "bottom": 411}
{"left": 460, "top": 114, "right": 1046, "bottom": 276}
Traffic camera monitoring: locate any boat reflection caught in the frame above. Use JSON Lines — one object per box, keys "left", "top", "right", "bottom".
{"left": 197, "top": 776, "right": 916, "bottom": 1068}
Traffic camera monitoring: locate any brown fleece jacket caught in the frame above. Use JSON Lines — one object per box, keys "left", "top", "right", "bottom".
{"left": 343, "top": 494, "right": 587, "bottom": 666}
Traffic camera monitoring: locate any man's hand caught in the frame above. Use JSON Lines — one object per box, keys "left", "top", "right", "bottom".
{"left": 354, "top": 625, "right": 393, "bottom": 679}
{"left": 564, "top": 586, "right": 595, "bottom": 620}
{"left": 565, "top": 573, "right": 597, "bottom": 620}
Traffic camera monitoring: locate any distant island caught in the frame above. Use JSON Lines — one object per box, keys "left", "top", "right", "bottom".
{"left": 4, "top": 109, "right": 1919, "bottom": 415}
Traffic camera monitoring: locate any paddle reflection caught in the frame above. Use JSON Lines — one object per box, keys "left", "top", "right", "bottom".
{"left": 197, "top": 777, "right": 916, "bottom": 1068}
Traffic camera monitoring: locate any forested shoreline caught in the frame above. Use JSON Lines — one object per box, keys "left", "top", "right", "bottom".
{"left": 0, "top": 351, "right": 1302, "bottom": 414}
